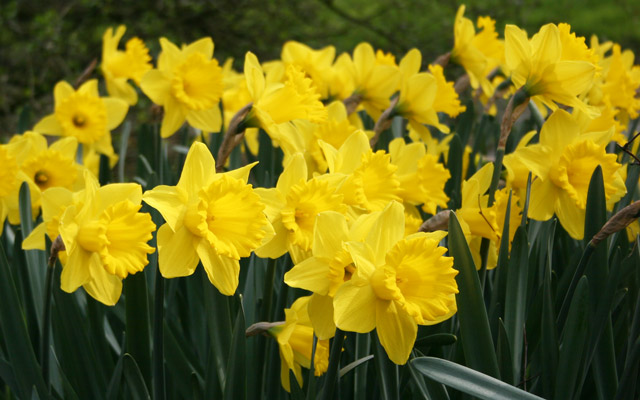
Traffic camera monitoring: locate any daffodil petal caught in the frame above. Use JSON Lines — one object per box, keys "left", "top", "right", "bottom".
{"left": 375, "top": 300, "right": 417, "bottom": 365}
{"left": 104, "top": 98, "right": 129, "bottom": 131}
{"left": 140, "top": 69, "right": 171, "bottom": 105}
{"left": 60, "top": 247, "right": 94, "bottom": 293}
{"left": 33, "top": 114, "right": 63, "bottom": 135}
{"left": 142, "top": 185, "right": 185, "bottom": 231}
{"left": 177, "top": 142, "right": 215, "bottom": 197}
{"left": 186, "top": 106, "right": 222, "bottom": 133}
{"left": 157, "top": 224, "right": 199, "bottom": 278}
{"left": 83, "top": 259, "right": 123, "bottom": 306}
{"left": 308, "top": 293, "right": 337, "bottom": 340}
{"left": 556, "top": 190, "right": 585, "bottom": 240}
{"left": 333, "top": 281, "right": 376, "bottom": 333}
{"left": 197, "top": 241, "right": 240, "bottom": 295}
{"left": 284, "top": 256, "right": 331, "bottom": 295}
{"left": 160, "top": 96, "right": 186, "bottom": 138}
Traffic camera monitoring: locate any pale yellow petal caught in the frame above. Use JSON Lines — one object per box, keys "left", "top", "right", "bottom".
{"left": 140, "top": 69, "right": 171, "bottom": 105}
{"left": 313, "top": 211, "right": 349, "bottom": 259}
{"left": 142, "top": 185, "right": 185, "bottom": 231}
{"left": 83, "top": 259, "right": 123, "bottom": 306}
{"left": 276, "top": 153, "right": 307, "bottom": 194}
{"left": 22, "top": 222, "right": 47, "bottom": 250}
{"left": 284, "top": 256, "right": 331, "bottom": 295}
{"left": 160, "top": 96, "right": 187, "bottom": 138}
{"left": 254, "top": 218, "right": 289, "bottom": 259}
{"left": 556, "top": 190, "right": 585, "bottom": 240}
{"left": 183, "top": 37, "right": 214, "bottom": 59}
{"left": 60, "top": 247, "right": 95, "bottom": 293}
{"left": 33, "top": 114, "right": 63, "bottom": 135}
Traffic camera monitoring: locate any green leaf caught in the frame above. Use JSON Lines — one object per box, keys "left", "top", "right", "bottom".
{"left": 447, "top": 212, "right": 500, "bottom": 378}
{"left": 411, "top": 357, "right": 543, "bottom": 400}
{"left": 407, "top": 352, "right": 431, "bottom": 400}
{"left": 289, "top": 370, "right": 305, "bottom": 400}
{"left": 19, "top": 182, "right": 45, "bottom": 328}
{"left": 0, "top": 241, "right": 48, "bottom": 399}
{"left": 415, "top": 333, "right": 457, "bottom": 348}
{"left": 445, "top": 134, "right": 463, "bottom": 209}
{"left": 321, "top": 329, "right": 346, "bottom": 400}
{"left": 496, "top": 319, "right": 514, "bottom": 385}
{"left": 554, "top": 276, "right": 589, "bottom": 400}
{"left": 614, "top": 337, "right": 640, "bottom": 400}
{"left": 371, "top": 331, "right": 398, "bottom": 400}
{"left": 223, "top": 297, "right": 246, "bottom": 400}
{"left": 539, "top": 228, "right": 558, "bottom": 399}
{"left": 123, "top": 354, "right": 151, "bottom": 400}
{"left": 339, "top": 355, "right": 374, "bottom": 378}
{"left": 353, "top": 331, "right": 371, "bottom": 400}
{"left": 117, "top": 120, "right": 132, "bottom": 183}
{"left": 125, "top": 272, "right": 152, "bottom": 387}
{"left": 106, "top": 353, "right": 125, "bottom": 400}
{"left": 504, "top": 226, "right": 529, "bottom": 385}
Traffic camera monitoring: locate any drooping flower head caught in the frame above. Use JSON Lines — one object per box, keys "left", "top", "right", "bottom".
{"left": 141, "top": 37, "right": 224, "bottom": 138}
{"left": 101, "top": 25, "right": 152, "bottom": 105}
{"left": 504, "top": 23, "right": 598, "bottom": 116}
{"left": 267, "top": 296, "right": 330, "bottom": 392}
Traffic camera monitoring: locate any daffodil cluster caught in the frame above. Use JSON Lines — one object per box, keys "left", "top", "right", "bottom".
{"left": 3, "top": 6, "right": 640, "bottom": 395}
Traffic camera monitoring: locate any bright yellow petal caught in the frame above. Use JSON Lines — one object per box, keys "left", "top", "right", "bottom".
{"left": 556, "top": 190, "right": 585, "bottom": 240}
{"left": 308, "top": 293, "right": 336, "bottom": 340}
{"left": 504, "top": 25, "right": 532, "bottom": 75}
{"left": 197, "top": 241, "right": 240, "bottom": 295}
{"left": 336, "top": 131, "right": 370, "bottom": 174}
{"left": 104, "top": 97, "right": 129, "bottom": 131}
{"left": 54, "top": 81, "right": 75, "bottom": 108}
{"left": 186, "top": 106, "right": 222, "bottom": 133}
{"left": 313, "top": 211, "right": 348, "bottom": 259}
{"left": 83, "top": 258, "right": 123, "bottom": 306}
{"left": 365, "top": 201, "right": 405, "bottom": 267}
{"left": 183, "top": 37, "right": 214, "bottom": 59}
{"left": 33, "top": 114, "right": 63, "bottom": 135}
{"left": 244, "top": 51, "right": 265, "bottom": 100}
{"left": 333, "top": 281, "right": 376, "bottom": 333}
{"left": 60, "top": 247, "right": 95, "bottom": 293}
{"left": 176, "top": 142, "right": 215, "bottom": 197}
{"left": 158, "top": 37, "right": 183, "bottom": 72}
{"left": 276, "top": 153, "right": 307, "bottom": 194}
{"left": 284, "top": 256, "right": 332, "bottom": 295}
{"left": 160, "top": 96, "right": 187, "bottom": 138}
{"left": 255, "top": 218, "right": 289, "bottom": 259}
{"left": 157, "top": 224, "right": 199, "bottom": 278}
{"left": 375, "top": 300, "right": 417, "bottom": 365}
{"left": 22, "top": 222, "right": 47, "bottom": 250}
{"left": 142, "top": 185, "right": 185, "bottom": 231}
{"left": 140, "top": 69, "right": 171, "bottom": 105}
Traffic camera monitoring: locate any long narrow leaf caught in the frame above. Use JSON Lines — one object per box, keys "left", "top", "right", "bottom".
{"left": 411, "top": 357, "right": 543, "bottom": 400}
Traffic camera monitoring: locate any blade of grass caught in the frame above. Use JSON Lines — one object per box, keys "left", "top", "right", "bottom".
{"left": 223, "top": 297, "right": 246, "bottom": 400}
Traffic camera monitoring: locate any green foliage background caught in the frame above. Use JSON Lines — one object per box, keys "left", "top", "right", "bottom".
{"left": 1, "top": 0, "right": 640, "bottom": 137}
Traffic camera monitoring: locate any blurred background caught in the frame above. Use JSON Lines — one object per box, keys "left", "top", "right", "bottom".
{"left": 1, "top": 0, "right": 639, "bottom": 136}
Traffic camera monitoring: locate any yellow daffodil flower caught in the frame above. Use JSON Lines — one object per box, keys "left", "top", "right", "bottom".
{"left": 142, "top": 142, "right": 269, "bottom": 295}
{"left": 320, "top": 131, "right": 401, "bottom": 216}
{"left": 101, "top": 25, "right": 152, "bottom": 105}
{"left": 451, "top": 6, "right": 504, "bottom": 96}
{"left": 33, "top": 80, "right": 128, "bottom": 157}
{"left": 0, "top": 140, "right": 39, "bottom": 234}
{"left": 267, "top": 296, "right": 330, "bottom": 392}
{"left": 281, "top": 41, "right": 336, "bottom": 99}
{"left": 255, "top": 153, "right": 346, "bottom": 264}
{"left": 10, "top": 132, "right": 83, "bottom": 207}
{"left": 505, "top": 23, "right": 598, "bottom": 116}
{"left": 512, "top": 110, "right": 626, "bottom": 239}
{"left": 333, "top": 201, "right": 458, "bottom": 365}
{"left": 345, "top": 42, "right": 400, "bottom": 119}
{"left": 388, "top": 138, "right": 450, "bottom": 215}
{"left": 57, "top": 171, "right": 155, "bottom": 306}
{"left": 140, "top": 37, "right": 224, "bottom": 138}
{"left": 243, "top": 51, "right": 327, "bottom": 148}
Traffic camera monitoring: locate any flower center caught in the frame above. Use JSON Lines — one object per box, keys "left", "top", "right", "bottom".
{"left": 34, "top": 171, "right": 49, "bottom": 186}
{"left": 171, "top": 52, "right": 223, "bottom": 111}
{"left": 56, "top": 92, "right": 107, "bottom": 144}
{"left": 72, "top": 114, "right": 86, "bottom": 128}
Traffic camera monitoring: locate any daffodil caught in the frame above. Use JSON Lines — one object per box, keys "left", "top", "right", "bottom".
{"left": 142, "top": 142, "right": 269, "bottom": 295}
{"left": 9, "top": 132, "right": 83, "bottom": 210}
{"left": 345, "top": 42, "right": 400, "bottom": 119}
{"left": 0, "top": 140, "right": 39, "bottom": 234}
{"left": 504, "top": 23, "right": 598, "bottom": 116}
{"left": 255, "top": 153, "right": 346, "bottom": 264}
{"left": 281, "top": 41, "right": 335, "bottom": 99}
{"left": 140, "top": 37, "right": 224, "bottom": 138}
{"left": 512, "top": 110, "right": 626, "bottom": 239}
{"left": 333, "top": 201, "right": 458, "bottom": 364}
{"left": 451, "top": 6, "right": 504, "bottom": 96}
{"left": 33, "top": 80, "right": 128, "bottom": 156}
{"left": 267, "top": 296, "right": 330, "bottom": 392}
{"left": 57, "top": 171, "right": 155, "bottom": 306}
{"left": 388, "top": 138, "right": 450, "bottom": 215}
{"left": 101, "top": 25, "right": 152, "bottom": 105}
{"left": 242, "top": 51, "right": 327, "bottom": 148}
{"left": 320, "top": 131, "right": 401, "bottom": 216}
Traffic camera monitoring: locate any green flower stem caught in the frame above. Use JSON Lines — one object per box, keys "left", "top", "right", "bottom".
{"left": 152, "top": 270, "right": 165, "bottom": 400}
{"left": 321, "top": 328, "right": 346, "bottom": 400}
{"left": 40, "top": 247, "right": 57, "bottom": 392}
